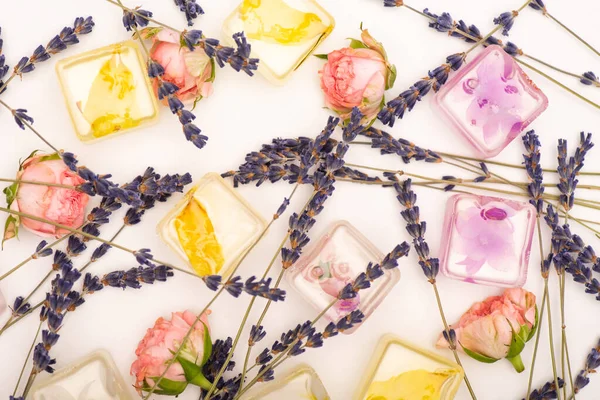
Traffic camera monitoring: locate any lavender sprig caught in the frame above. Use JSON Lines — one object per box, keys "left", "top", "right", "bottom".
{"left": 557, "top": 133, "right": 594, "bottom": 213}
{"left": 12, "top": 17, "right": 94, "bottom": 78}
{"left": 202, "top": 275, "right": 286, "bottom": 301}
{"left": 173, "top": 0, "right": 204, "bottom": 26}
{"left": 378, "top": 52, "right": 465, "bottom": 126}
{"left": 391, "top": 177, "right": 477, "bottom": 399}
{"left": 522, "top": 130, "right": 545, "bottom": 214}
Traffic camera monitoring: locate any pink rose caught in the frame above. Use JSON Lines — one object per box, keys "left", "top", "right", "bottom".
{"left": 6, "top": 153, "right": 89, "bottom": 240}
{"left": 437, "top": 288, "right": 537, "bottom": 372}
{"left": 131, "top": 310, "right": 212, "bottom": 395}
{"left": 319, "top": 29, "right": 396, "bottom": 122}
{"left": 144, "top": 28, "right": 214, "bottom": 102}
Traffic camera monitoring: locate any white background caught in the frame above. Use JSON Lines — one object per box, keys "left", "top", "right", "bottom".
{"left": 1, "top": 0, "right": 600, "bottom": 399}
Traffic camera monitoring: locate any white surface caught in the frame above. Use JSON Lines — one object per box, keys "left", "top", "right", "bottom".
{"left": 1, "top": 1, "right": 600, "bottom": 399}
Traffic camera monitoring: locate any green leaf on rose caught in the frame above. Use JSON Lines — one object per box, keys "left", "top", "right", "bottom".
{"left": 3, "top": 183, "right": 18, "bottom": 207}
{"left": 386, "top": 64, "right": 397, "bottom": 90}
{"left": 135, "top": 27, "right": 162, "bottom": 40}
{"left": 2, "top": 215, "right": 19, "bottom": 249}
{"left": 527, "top": 306, "right": 539, "bottom": 342}
{"left": 36, "top": 153, "right": 61, "bottom": 163}
{"left": 461, "top": 343, "right": 499, "bottom": 364}
{"left": 506, "top": 320, "right": 530, "bottom": 359}
{"left": 201, "top": 321, "right": 212, "bottom": 366}
{"left": 191, "top": 96, "right": 203, "bottom": 111}
{"left": 177, "top": 355, "right": 213, "bottom": 390}
{"left": 143, "top": 377, "right": 188, "bottom": 395}
{"left": 19, "top": 150, "right": 40, "bottom": 170}
{"left": 313, "top": 54, "right": 329, "bottom": 60}
{"left": 208, "top": 57, "right": 216, "bottom": 82}
{"left": 347, "top": 38, "right": 368, "bottom": 49}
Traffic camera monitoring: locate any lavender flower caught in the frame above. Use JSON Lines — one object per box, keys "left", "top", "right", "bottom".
{"left": 10, "top": 296, "right": 31, "bottom": 317}
{"left": 494, "top": 11, "right": 518, "bottom": 36}
{"left": 122, "top": 7, "right": 152, "bottom": 31}
{"left": 11, "top": 108, "right": 34, "bottom": 130}
{"left": 581, "top": 71, "right": 599, "bottom": 86}
{"left": 173, "top": 0, "right": 204, "bottom": 26}
{"left": 528, "top": 0, "right": 547, "bottom": 13}
{"left": 423, "top": 9, "right": 456, "bottom": 33}
{"left": 383, "top": 0, "right": 404, "bottom": 6}
{"left": 33, "top": 240, "right": 53, "bottom": 259}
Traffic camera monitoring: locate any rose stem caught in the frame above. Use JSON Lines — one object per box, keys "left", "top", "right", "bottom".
{"left": 12, "top": 320, "right": 42, "bottom": 396}
{"left": 143, "top": 185, "right": 300, "bottom": 400}
{"left": 0, "top": 100, "right": 61, "bottom": 154}
{"left": 205, "top": 190, "right": 315, "bottom": 398}
{"left": 0, "top": 178, "right": 79, "bottom": 191}
{"left": 402, "top": 3, "right": 600, "bottom": 100}
{"left": 107, "top": 0, "right": 182, "bottom": 33}
{"left": 0, "top": 206, "right": 202, "bottom": 279}
{"left": 545, "top": 12, "right": 600, "bottom": 58}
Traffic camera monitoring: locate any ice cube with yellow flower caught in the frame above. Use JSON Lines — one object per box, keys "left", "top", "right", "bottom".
{"left": 222, "top": 0, "right": 335, "bottom": 83}
{"left": 157, "top": 173, "right": 267, "bottom": 277}
{"left": 55, "top": 41, "right": 159, "bottom": 142}
{"left": 354, "top": 335, "right": 464, "bottom": 400}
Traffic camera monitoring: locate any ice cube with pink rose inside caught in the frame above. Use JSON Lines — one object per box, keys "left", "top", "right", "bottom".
{"left": 286, "top": 221, "right": 399, "bottom": 333}
{"left": 433, "top": 45, "right": 548, "bottom": 158}
{"left": 440, "top": 193, "right": 536, "bottom": 287}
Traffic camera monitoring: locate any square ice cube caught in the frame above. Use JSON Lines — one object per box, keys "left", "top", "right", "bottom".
{"left": 439, "top": 194, "right": 536, "bottom": 287}
{"left": 222, "top": 0, "right": 335, "bottom": 84}
{"left": 242, "top": 364, "right": 329, "bottom": 400}
{"left": 354, "top": 335, "right": 463, "bottom": 400}
{"left": 55, "top": 41, "right": 159, "bottom": 142}
{"left": 30, "top": 350, "right": 133, "bottom": 400}
{"left": 157, "top": 173, "right": 267, "bottom": 277}
{"left": 287, "top": 221, "right": 400, "bottom": 333}
{"left": 433, "top": 45, "right": 548, "bottom": 158}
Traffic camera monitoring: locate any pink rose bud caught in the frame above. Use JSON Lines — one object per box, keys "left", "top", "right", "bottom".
{"left": 4, "top": 152, "right": 89, "bottom": 242}
{"left": 319, "top": 28, "right": 396, "bottom": 123}
{"left": 142, "top": 28, "right": 214, "bottom": 103}
{"left": 437, "top": 288, "right": 537, "bottom": 372}
{"left": 131, "top": 310, "right": 213, "bottom": 395}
